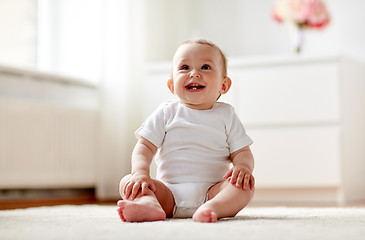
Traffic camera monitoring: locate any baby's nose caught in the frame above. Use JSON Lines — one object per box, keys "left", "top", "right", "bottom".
{"left": 190, "top": 71, "right": 201, "bottom": 78}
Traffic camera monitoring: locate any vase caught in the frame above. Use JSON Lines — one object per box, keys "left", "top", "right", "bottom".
{"left": 290, "top": 25, "right": 304, "bottom": 54}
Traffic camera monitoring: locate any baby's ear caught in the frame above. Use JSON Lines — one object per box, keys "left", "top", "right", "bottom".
{"left": 167, "top": 79, "right": 175, "bottom": 94}
{"left": 220, "top": 77, "right": 232, "bottom": 94}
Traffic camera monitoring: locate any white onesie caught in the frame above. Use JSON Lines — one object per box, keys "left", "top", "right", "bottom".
{"left": 135, "top": 100, "right": 252, "bottom": 217}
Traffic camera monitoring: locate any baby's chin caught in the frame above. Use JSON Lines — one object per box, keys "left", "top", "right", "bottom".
{"left": 179, "top": 101, "right": 216, "bottom": 110}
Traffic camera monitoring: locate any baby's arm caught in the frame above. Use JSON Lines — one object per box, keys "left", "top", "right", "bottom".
{"left": 123, "top": 137, "right": 158, "bottom": 200}
{"left": 224, "top": 145, "right": 255, "bottom": 190}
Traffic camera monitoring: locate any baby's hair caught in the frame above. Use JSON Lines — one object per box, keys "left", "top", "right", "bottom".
{"left": 175, "top": 39, "right": 228, "bottom": 78}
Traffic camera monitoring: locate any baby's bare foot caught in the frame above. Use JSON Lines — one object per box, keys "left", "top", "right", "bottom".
{"left": 117, "top": 200, "right": 166, "bottom": 222}
{"left": 193, "top": 208, "right": 217, "bottom": 223}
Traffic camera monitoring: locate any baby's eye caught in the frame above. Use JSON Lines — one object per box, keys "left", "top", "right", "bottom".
{"left": 201, "top": 64, "right": 211, "bottom": 70}
{"left": 180, "top": 65, "right": 189, "bottom": 70}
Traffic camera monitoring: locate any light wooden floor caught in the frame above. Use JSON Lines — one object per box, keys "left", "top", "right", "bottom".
{"left": 0, "top": 195, "right": 100, "bottom": 210}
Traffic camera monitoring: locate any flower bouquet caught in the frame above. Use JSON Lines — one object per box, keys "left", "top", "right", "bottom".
{"left": 272, "top": 0, "right": 330, "bottom": 53}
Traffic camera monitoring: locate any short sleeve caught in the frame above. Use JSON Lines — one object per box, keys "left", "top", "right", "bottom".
{"left": 135, "top": 103, "right": 167, "bottom": 148}
{"left": 226, "top": 106, "right": 253, "bottom": 153}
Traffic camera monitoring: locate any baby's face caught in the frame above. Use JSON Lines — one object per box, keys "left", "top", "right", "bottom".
{"left": 168, "top": 43, "right": 230, "bottom": 110}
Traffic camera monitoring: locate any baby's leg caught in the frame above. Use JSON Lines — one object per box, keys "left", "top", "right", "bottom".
{"left": 117, "top": 175, "right": 175, "bottom": 222}
{"left": 193, "top": 179, "right": 254, "bottom": 222}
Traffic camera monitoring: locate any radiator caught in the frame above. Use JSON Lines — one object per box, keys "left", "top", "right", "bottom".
{"left": 0, "top": 98, "right": 98, "bottom": 188}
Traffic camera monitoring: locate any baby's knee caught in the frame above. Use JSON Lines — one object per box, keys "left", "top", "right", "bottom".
{"left": 247, "top": 187, "right": 255, "bottom": 201}
{"left": 119, "top": 174, "right": 132, "bottom": 198}
{"left": 235, "top": 185, "right": 255, "bottom": 205}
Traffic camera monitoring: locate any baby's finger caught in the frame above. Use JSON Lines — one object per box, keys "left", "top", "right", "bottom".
{"left": 243, "top": 174, "right": 250, "bottom": 190}
{"left": 230, "top": 169, "right": 237, "bottom": 184}
{"left": 124, "top": 182, "right": 132, "bottom": 199}
{"left": 223, "top": 169, "right": 233, "bottom": 179}
{"left": 236, "top": 172, "right": 244, "bottom": 188}
{"left": 141, "top": 182, "right": 148, "bottom": 195}
{"left": 250, "top": 175, "right": 255, "bottom": 190}
{"left": 149, "top": 181, "right": 157, "bottom": 192}
{"left": 131, "top": 182, "right": 141, "bottom": 200}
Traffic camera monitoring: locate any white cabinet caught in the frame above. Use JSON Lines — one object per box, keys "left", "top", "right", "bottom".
{"left": 231, "top": 62, "right": 340, "bottom": 124}
{"left": 249, "top": 126, "right": 341, "bottom": 187}
{"left": 145, "top": 55, "right": 365, "bottom": 204}
{"left": 228, "top": 56, "right": 365, "bottom": 204}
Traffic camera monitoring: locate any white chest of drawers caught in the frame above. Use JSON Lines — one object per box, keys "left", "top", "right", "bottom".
{"left": 144, "top": 55, "right": 365, "bottom": 204}
{"left": 226, "top": 55, "right": 365, "bottom": 204}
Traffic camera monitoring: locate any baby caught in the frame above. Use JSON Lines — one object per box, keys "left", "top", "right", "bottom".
{"left": 117, "top": 39, "right": 255, "bottom": 223}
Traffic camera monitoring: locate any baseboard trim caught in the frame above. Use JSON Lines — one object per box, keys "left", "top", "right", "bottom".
{"left": 252, "top": 187, "right": 341, "bottom": 204}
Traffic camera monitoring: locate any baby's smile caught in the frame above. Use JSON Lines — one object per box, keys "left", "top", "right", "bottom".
{"left": 185, "top": 83, "right": 206, "bottom": 92}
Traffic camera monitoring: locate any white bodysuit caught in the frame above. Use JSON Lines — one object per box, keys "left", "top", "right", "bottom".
{"left": 135, "top": 100, "right": 252, "bottom": 217}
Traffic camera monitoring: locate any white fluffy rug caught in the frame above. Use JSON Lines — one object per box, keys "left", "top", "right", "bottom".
{"left": 1, "top": 205, "right": 365, "bottom": 240}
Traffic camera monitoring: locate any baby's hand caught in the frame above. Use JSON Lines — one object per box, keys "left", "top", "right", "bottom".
{"left": 123, "top": 171, "right": 156, "bottom": 200}
{"left": 224, "top": 166, "right": 255, "bottom": 190}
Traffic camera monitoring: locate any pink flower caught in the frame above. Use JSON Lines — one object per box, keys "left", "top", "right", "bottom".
{"left": 272, "top": 0, "right": 330, "bottom": 29}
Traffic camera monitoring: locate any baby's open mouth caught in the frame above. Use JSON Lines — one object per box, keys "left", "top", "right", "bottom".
{"left": 185, "top": 83, "right": 206, "bottom": 91}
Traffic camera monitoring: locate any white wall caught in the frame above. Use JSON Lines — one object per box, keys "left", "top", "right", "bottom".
{"left": 0, "top": 0, "right": 37, "bottom": 68}
{"left": 143, "top": 0, "right": 365, "bottom": 64}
